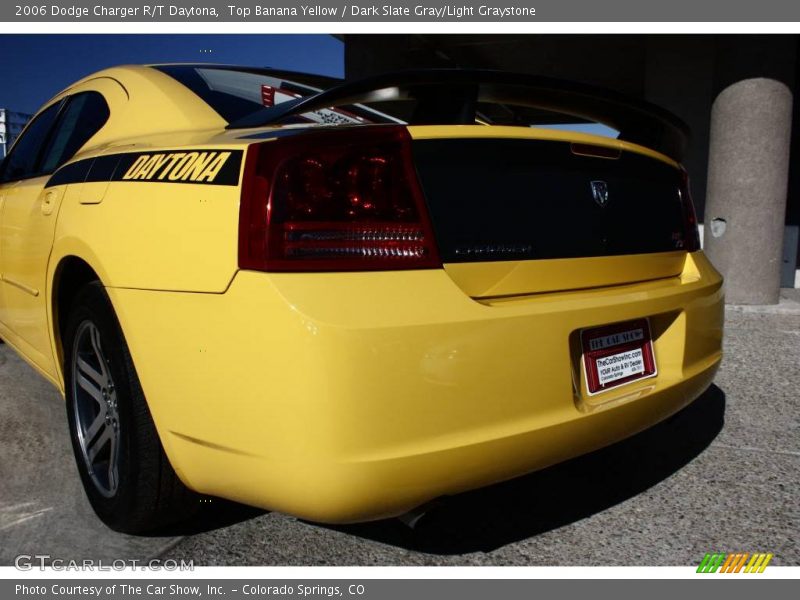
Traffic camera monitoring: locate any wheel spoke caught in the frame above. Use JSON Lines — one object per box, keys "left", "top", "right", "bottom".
{"left": 83, "top": 403, "right": 107, "bottom": 443}
{"left": 76, "top": 355, "right": 107, "bottom": 389}
{"left": 76, "top": 371, "right": 104, "bottom": 404}
{"left": 87, "top": 423, "right": 113, "bottom": 463}
{"left": 88, "top": 326, "right": 110, "bottom": 382}
{"left": 106, "top": 435, "right": 118, "bottom": 492}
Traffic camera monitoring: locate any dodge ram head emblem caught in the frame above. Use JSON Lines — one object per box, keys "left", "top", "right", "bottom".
{"left": 590, "top": 180, "right": 609, "bottom": 207}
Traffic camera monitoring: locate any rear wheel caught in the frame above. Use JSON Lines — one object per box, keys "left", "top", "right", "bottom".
{"left": 64, "top": 282, "right": 199, "bottom": 533}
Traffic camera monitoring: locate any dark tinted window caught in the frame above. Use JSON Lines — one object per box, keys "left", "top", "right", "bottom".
{"left": 0, "top": 101, "right": 63, "bottom": 182}
{"left": 156, "top": 65, "right": 325, "bottom": 123}
{"left": 40, "top": 92, "right": 110, "bottom": 173}
{"left": 155, "top": 65, "right": 389, "bottom": 126}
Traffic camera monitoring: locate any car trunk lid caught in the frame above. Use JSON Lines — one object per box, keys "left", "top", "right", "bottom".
{"left": 408, "top": 126, "right": 692, "bottom": 298}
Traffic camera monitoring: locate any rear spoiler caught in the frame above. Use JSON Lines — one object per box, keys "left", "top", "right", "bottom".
{"left": 226, "top": 68, "right": 689, "bottom": 162}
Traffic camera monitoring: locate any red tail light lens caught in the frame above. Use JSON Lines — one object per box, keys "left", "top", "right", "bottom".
{"left": 239, "top": 126, "right": 441, "bottom": 271}
{"left": 679, "top": 170, "right": 701, "bottom": 252}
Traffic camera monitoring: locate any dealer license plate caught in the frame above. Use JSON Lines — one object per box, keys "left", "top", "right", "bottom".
{"left": 580, "top": 318, "right": 657, "bottom": 395}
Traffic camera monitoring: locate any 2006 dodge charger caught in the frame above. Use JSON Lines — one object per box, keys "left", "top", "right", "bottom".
{"left": 0, "top": 65, "right": 723, "bottom": 532}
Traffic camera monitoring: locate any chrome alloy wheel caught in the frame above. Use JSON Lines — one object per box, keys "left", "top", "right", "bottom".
{"left": 71, "top": 321, "right": 120, "bottom": 498}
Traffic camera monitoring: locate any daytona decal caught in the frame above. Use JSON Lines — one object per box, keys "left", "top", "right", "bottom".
{"left": 45, "top": 149, "right": 243, "bottom": 188}
{"left": 122, "top": 151, "right": 234, "bottom": 183}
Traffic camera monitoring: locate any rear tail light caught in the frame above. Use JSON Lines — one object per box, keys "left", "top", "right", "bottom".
{"left": 679, "top": 170, "right": 701, "bottom": 252}
{"left": 239, "top": 126, "right": 441, "bottom": 272}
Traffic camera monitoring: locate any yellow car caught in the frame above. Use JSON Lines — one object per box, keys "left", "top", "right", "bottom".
{"left": 0, "top": 65, "right": 723, "bottom": 532}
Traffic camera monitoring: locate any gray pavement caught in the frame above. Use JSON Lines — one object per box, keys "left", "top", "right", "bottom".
{"left": 0, "top": 343, "right": 182, "bottom": 565}
{"left": 1, "top": 292, "right": 798, "bottom": 566}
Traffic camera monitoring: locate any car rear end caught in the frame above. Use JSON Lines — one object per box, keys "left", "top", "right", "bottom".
{"left": 109, "top": 119, "right": 722, "bottom": 524}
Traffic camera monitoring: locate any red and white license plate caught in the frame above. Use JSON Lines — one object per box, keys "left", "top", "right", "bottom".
{"left": 580, "top": 318, "right": 657, "bottom": 395}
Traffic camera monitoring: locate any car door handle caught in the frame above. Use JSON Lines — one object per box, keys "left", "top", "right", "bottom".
{"left": 41, "top": 191, "right": 57, "bottom": 216}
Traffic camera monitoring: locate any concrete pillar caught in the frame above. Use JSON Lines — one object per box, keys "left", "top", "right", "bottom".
{"left": 704, "top": 78, "right": 793, "bottom": 304}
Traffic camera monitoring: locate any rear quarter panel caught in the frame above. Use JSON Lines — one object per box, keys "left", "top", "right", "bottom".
{"left": 49, "top": 145, "right": 246, "bottom": 294}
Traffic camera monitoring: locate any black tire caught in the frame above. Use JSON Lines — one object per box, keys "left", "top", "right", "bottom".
{"left": 64, "top": 282, "right": 199, "bottom": 533}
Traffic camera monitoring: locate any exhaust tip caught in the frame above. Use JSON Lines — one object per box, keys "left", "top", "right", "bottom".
{"left": 396, "top": 499, "right": 445, "bottom": 530}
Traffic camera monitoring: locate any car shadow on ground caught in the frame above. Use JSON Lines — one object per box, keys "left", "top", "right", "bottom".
{"left": 323, "top": 384, "right": 726, "bottom": 554}
{"left": 141, "top": 500, "right": 267, "bottom": 537}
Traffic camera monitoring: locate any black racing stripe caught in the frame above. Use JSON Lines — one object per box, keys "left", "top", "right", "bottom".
{"left": 45, "top": 159, "right": 92, "bottom": 188}
{"left": 85, "top": 154, "right": 121, "bottom": 183}
{"left": 45, "top": 149, "right": 244, "bottom": 188}
{"left": 114, "top": 150, "right": 243, "bottom": 186}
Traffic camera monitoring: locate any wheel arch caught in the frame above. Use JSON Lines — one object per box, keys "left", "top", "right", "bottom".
{"left": 49, "top": 254, "right": 105, "bottom": 387}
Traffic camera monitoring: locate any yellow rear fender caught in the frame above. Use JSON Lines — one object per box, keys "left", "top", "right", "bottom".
{"left": 49, "top": 145, "right": 246, "bottom": 293}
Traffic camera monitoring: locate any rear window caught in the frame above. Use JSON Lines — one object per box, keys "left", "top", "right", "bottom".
{"left": 40, "top": 92, "right": 110, "bottom": 173}
{"left": 155, "top": 65, "right": 390, "bottom": 125}
{"left": 156, "top": 66, "right": 635, "bottom": 135}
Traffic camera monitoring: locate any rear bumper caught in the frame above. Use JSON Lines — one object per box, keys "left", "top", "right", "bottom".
{"left": 107, "top": 251, "right": 723, "bottom": 523}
